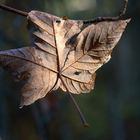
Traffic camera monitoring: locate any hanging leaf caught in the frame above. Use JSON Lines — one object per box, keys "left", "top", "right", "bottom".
{"left": 0, "top": 10, "right": 130, "bottom": 107}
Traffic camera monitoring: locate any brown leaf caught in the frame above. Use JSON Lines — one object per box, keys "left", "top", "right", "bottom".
{"left": 0, "top": 10, "right": 130, "bottom": 106}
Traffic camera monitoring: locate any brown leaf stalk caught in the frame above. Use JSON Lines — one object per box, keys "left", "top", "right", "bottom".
{"left": 60, "top": 77, "right": 89, "bottom": 127}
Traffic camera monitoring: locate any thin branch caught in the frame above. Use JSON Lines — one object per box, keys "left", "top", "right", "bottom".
{"left": 83, "top": 0, "right": 128, "bottom": 24}
{"left": 119, "top": 0, "right": 128, "bottom": 17}
{"left": 0, "top": 0, "right": 128, "bottom": 23}
{"left": 0, "top": 4, "right": 28, "bottom": 17}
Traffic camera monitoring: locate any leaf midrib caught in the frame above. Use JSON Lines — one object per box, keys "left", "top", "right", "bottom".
{"left": 0, "top": 54, "right": 58, "bottom": 73}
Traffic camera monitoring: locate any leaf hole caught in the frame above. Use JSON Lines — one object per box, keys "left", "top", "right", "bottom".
{"left": 74, "top": 71, "right": 81, "bottom": 75}
{"left": 56, "top": 20, "right": 61, "bottom": 23}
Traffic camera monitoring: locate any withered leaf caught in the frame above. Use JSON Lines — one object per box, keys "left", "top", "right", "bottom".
{"left": 0, "top": 10, "right": 130, "bottom": 107}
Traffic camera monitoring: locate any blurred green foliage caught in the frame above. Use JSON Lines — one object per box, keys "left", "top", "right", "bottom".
{"left": 0, "top": 0, "right": 140, "bottom": 140}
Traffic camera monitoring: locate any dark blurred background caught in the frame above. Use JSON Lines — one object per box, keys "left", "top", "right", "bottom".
{"left": 0, "top": 0, "right": 139, "bottom": 140}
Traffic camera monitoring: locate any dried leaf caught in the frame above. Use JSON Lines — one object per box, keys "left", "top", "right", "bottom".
{"left": 0, "top": 10, "right": 130, "bottom": 106}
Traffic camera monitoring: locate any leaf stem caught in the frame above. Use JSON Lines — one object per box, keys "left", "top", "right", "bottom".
{"left": 59, "top": 76, "right": 89, "bottom": 127}
{"left": 0, "top": 4, "right": 28, "bottom": 17}
{"left": 68, "top": 92, "right": 89, "bottom": 127}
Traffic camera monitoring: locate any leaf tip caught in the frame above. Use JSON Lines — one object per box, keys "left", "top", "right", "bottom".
{"left": 125, "top": 18, "right": 131, "bottom": 23}
{"left": 19, "top": 101, "right": 24, "bottom": 109}
{"left": 19, "top": 105, "right": 23, "bottom": 109}
{"left": 83, "top": 123, "right": 90, "bottom": 128}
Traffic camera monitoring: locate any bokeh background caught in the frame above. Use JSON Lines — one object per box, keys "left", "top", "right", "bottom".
{"left": 0, "top": 0, "right": 139, "bottom": 140}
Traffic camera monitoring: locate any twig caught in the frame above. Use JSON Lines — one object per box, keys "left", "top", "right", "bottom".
{"left": 0, "top": 0, "right": 128, "bottom": 23}
{"left": 0, "top": 4, "right": 28, "bottom": 16}
{"left": 119, "top": 0, "right": 128, "bottom": 18}
{"left": 83, "top": 0, "right": 128, "bottom": 24}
